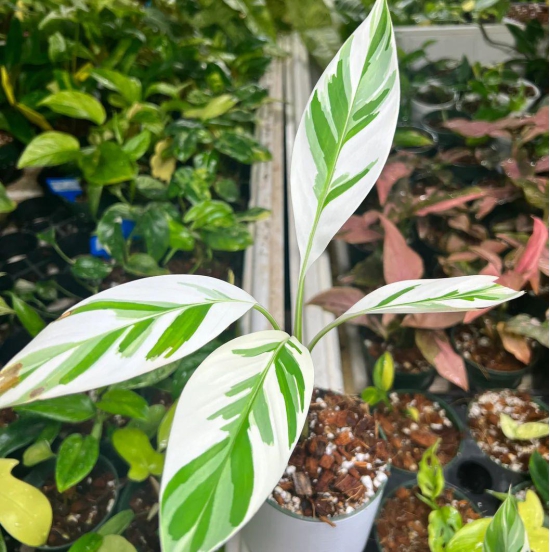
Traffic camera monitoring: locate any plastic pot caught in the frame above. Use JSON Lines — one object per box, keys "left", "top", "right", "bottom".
{"left": 410, "top": 81, "right": 458, "bottom": 123}
{"left": 373, "top": 481, "right": 480, "bottom": 552}
{"left": 451, "top": 328, "right": 536, "bottom": 390}
{"left": 376, "top": 389, "right": 465, "bottom": 477}
{"left": 499, "top": 78, "right": 541, "bottom": 115}
{"left": 25, "top": 455, "right": 119, "bottom": 551}
{"left": 393, "top": 124, "right": 438, "bottom": 156}
{"left": 421, "top": 109, "right": 472, "bottom": 149}
{"left": 0, "top": 231, "right": 37, "bottom": 262}
{"left": 242, "top": 481, "right": 386, "bottom": 552}
{"left": 14, "top": 197, "right": 66, "bottom": 233}
{"left": 0, "top": 134, "right": 22, "bottom": 185}
{"left": 362, "top": 341, "right": 436, "bottom": 391}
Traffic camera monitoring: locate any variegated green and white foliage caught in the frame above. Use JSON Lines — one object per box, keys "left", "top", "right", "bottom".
{"left": 161, "top": 331, "right": 314, "bottom": 552}
{"left": 0, "top": 276, "right": 256, "bottom": 408}
{"left": 291, "top": 0, "right": 399, "bottom": 274}
{"left": 339, "top": 276, "right": 524, "bottom": 321}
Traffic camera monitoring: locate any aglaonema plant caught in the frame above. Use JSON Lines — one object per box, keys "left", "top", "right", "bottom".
{"left": 0, "top": 1, "right": 524, "bottom": 551}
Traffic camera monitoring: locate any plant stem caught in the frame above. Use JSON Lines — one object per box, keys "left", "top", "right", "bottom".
{"left": 307, "top": 314, "right": 356, "bottom": 352}
{"left": 53, "top": 244, "right": 75, "bottom": 266}
{"left": 294, "top": 266, "right": 306, "bottom": 343}
{"left": 253, "top": 304, "right": 281, "bottom": 331}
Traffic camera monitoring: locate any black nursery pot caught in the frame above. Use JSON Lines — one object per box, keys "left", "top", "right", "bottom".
{"left": 451, "top": 327, "right": 537, "bottom": 390}
{"left": 0, "top": 134, "right": 22, "bottom": 185}
{"left": 14, "top": 197, "right": 66, "bottom": 233}
{"left": 0, "top": 232, "right": 37, "bottom": 263}
{"left": 25, "top": 456, "right": 119, "bottom": 551}
{"left": 362, "top": 341, "right": 436, "bottom": 391}
{"left": 421, "top": 109, "right": 471, "bottom": 149}
{"left": 448, "top": 155, "right": 490, "bottom": 184}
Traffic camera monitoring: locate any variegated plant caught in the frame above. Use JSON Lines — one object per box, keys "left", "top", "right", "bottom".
{"left": 0, "top": 1, "right": 524, "bottom": 551}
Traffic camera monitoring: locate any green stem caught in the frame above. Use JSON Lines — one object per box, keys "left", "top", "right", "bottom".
{"left": 52, "top": 244, "right": 74, "bottom": 266}
{"left": 253, "top": 304, "right": 281, "bottom": 331}
{"left": 307, "top": 314, "right": 355, "bottom": 352}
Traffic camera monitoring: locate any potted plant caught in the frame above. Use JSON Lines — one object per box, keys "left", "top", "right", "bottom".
{"left": 362, "top": 353, "right": 464, "bottom": 472}
{"left": 375, "top": 441, "right": 481, "bottom": 551}
{"left": 468, "top": 389, "right": 548, "bottom": 473}
{"left": 411, "top": 81, "right": 458, "bottom": 122}
{"left": 0, "top": 2, "right": 524, "bottom": 551}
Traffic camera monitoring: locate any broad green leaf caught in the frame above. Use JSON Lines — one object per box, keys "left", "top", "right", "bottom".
{"left": 483, "top": 495, "right": 528, "bottom": 552}
{"left": 68, "top": 533, "right": 103, "bottom": 552}
{"left": 17, "top": 131, "right": 80, "bottom": 168}
{"left": 91, "top": 69, "right": 142, "bottom": 105}
{"left": 447, "top": 518, "right": 491, "bottom": 552}
{"left": 15, "top": 394, "right": 96, "bottom": 422}
{"left": 71, "top": 256, "right": 113, "bottom": 281}
{"left": 361, "top": 386, "right": 384, "bottom": 406}
{"left": 291, "top": 0, "right": 399, "bottom": 273}
{"left": 125, "top": 253, "right": 167, "bottom": 277}
{"left": 128, "top": 404, "right": 166, "bottom": 438}
{"left": 96, "top": 389, "right": 149, "bottom": 420}
{"left": 185, "top": 94, "right": 237, "bottom": 121}
{"left": 56, "top": 433, "right": 99, "bottom": 492}
{"left": 333, "top": 276, "right": 523, "bottom": 326}
{"left": 215, "top": 178, "right": 240, "bottom": 203}
{"left": 40, "top": 91, "right": 106, "bottom": 125}
{"left": 0, "top": 459, "right": 52, "bottom": 546}
{"left": 215, "top": 131, "right": 270, "bottom": 164}
{"left": 373, "top": 351, "right": 394, "bottom": 392}
{"left": 0, "top": 276, "right": 256, "bottom": 407}
{"left": 23, "top": 439, "right": 55, "bottom": 467}
{"left": 112, "top": 427, "right": 164, "bottom": 481}
{"left": 518, "top": 490, "right": 544, "bottom": 531}
{"left": 82, "top": 142, "right": 136, "bottom": 186}
{"left": 135, "top": 175, "right": 168, "bottom": 201}
{"left": 122, "top": 130, "right": 151, "bottom": 161}
{"left": 9, "top": 294, "right": 46, "bottom": 337}
{"left": 0, "top": 418, "right": 54, "bottom": 457}
{"left": 393, "top": 128, "right": 434, "bottom": 148}
{"left": 160, "top": 330, "right": 314, "bottom": 552}
{"left": 184, "top": 200, "right": 235, "bottom": 230}
{"left": 168, "top": 220, "right": 195, "bottom": 252}
{"left": 0, "top": 297, "right": 14, "bottom": 316}
{"left": 529, "top": 451, "right": 549, "bottom": 506}
{"left": 222, "top": 0, "right": 276, "bottom": 39}
{"left": 418, "top": 440, "right": 444, "bottom": 503}
{"left": 98, "top": 510, "right": 135, "bottom": 536}
{"left": 136, "top": 207, "right": 170, "bottom": 261}
{"left": 202, "top": 225, "right": 253, "bottom": 252}
{"left": 98, "top": 535, "right": 137, "bottom": 552}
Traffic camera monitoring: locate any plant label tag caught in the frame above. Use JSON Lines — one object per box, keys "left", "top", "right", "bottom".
{"left": 46, "top": 177, "right": 82, "bottom": 203}
{"left": 89, "top": 236, "right": 111, "bottom": 260}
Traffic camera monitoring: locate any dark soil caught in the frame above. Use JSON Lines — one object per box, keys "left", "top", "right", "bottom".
{"left": 125, "top": 482, "right": 160, "bottom": 552}
{"left": 416, "top": 85, "right": 454, "bottom": 105}
{"left": 270, "top": 388, "right": 390, "bottom": 520}
{"left": 376, "top": 486, "right": 480, "bottom": 552}
{"left": 450, "top": 151, "right": 478, "bottom": 166}
{"left": 469, "top": 389, "right": 549, "bottom": 472}
{"left": 507, "top": 3, "right": 548, "bottom": 24}
{"left": 166, "top": 257, "right": 232, "bottom": 281}
{"left": 454, "top": 322, "right": 528, "bottom": 372}
{"left": 0, "top": 131, "right": 14, "bottom": 147}
{"left": 418, "top": 217, "right": 478, "bottom": 253}
{"left": 0, "top": 407, "right": 17, "bottom": 427}
{"left": 376, "top": 393, "right": 462, "bottom": 472}
{"left": 368, "top": 341, "right": 432, "bottom": 375}
{"left": 461, "top": 97, "right": 482, "bottom": 115}
{"left": 42, "top": 466, "right": 117, "bottom": 547}
{"left": 500, "top": 83, "right": 537, "bottom": 98}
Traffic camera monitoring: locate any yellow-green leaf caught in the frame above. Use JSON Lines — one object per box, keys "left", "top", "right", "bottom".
{"left": 157, "top": 401, "right": 176, "bottom": 452}
{"left": 150, "top": 139, "right": 175, "bottom": 183}
{"left": 39, "top": 91, "right": 106, "bottom": 125}
{"left": 518, "top": 490, "right": 544, "bottom": 530}
{"left": 0, "top": 458, "right": 52, "bottom": 546}
{"left": 500, "top": 413, "right": 549, "bottom": 440}
{"left": 373, "top": 351, "right": 394, "bottom": 392}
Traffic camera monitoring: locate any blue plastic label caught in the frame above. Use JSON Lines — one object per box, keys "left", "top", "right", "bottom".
{"left": 89, "top": 236, "right": 111, "bottom": 260}
{"left": 46, "top": 177, "right": 82, "bottom": 203}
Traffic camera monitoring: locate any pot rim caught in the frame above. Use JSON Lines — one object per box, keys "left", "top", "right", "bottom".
{"left": 263, "top": 474, "right": 387, "bottom": 524}
{"left": 412, "top": 80, "right": 459, "bottom": 108}
{"left": 466, "top": 388, "right": 549, "bottom": 475}
{"left": 375, "top": 389, "right": 466, "bottom": 476}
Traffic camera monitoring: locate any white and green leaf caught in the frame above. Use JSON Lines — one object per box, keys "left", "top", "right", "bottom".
{"left": 337, "top": 276, "right": 523, "bottom": 322}
{"left": 483, "top": 495, "right": 529, "bottom": 552}
{"left": 0, "top": 276, "right": 256, "bottom": 407}
{"left": 160, "top": 331, "right": 314, "bottom": 552}
{"left": 291, "top": 0, "right": 399, "bottom": 273}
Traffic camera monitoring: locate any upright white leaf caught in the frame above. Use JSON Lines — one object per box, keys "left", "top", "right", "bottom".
{"left": 339, "top": 276, "right": 523, "bottom": 320}
{"left": 0, "top": 276, "right": 256, "bottom": 407}
{"left": 160, "top": 331, "right": 314, "bottom": 552}
{"left": 291, "top": 0, "right": 399, "bottom": 273}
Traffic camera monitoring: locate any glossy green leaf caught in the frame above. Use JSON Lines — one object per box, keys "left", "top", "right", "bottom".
{"left": 500, "top": 413, "right": 549, "bottom": 441}
{"left": 71, "top": 256, "right": 113, "bottom": 281}
{"left": 125, "top": 254, "right": 167, "bottom": 276}
{"left": 15, "top": 394, "right": 96, "bottom": 423}
{"left": 529, "top": 451, "right": 549, "bottom": 506}
{"left": 136, "top": 207, "right": 170, "bottom": 261}
{"left": 202, "top": 225, "right": 253, "bottom": 251}
{"left": 91, "top": 69, "right": 142, "bottom": 105}
{"left": 40, "top": 91, "right": 106, "bottom": 125}
{"left": 184, "top": 200, "right": 235, "bottom": 230}
{"left": 0, "top": 418, "right": 53, "bottom": 457}
{"left": 98, "top": 510, "right": 135, "bottom": 536}
{"left": 96, "top": 389, "right": 149, "bottom": 420}
{"left": 157, "top": 401, "right": 176, "bottom": 452}
{"left": 112, "top": 427, "right": 164, "bottom": 481}
{"left": 82, "top": 142, "right": 136, "bottom": 186}
{"left": 361, "top": 386, "right": 384, "bottom": 406}
{"left": 447, "top": 518, "right": 491, "bottom": 552}
{"left": 172, "top": 130, "right": 199, "bottom": 162}
{"left": 122, "top": 131, "right": 151, "bottom": 161}
{"left": 168, "top": 220, "right": 195, "bottom": 252}
{"left": 68, "top": 533, "right": 103, "bottom": 552}
{"left": 215, "top": 131, "right": 271, "bottom": 164}
{"left": 214, "top": 178, "right": 240, "bottom": 202}
{"left": 185, "top": 94, "right": 237, "bottom": 121}
{"left": 9, "top": 294, "right": 46, "bottom": 337}
{"left": 128, "top": 404, "right": 166, "bottom": 438}
{"left": 0, "top": 184, "right": 16, "bottom": 215}
{"left": 17, "top": 132, "right": 80, "bottom": 168}
{"left": 98, "top": 535, "right": 137, "bottom": 552}
{"left": 23, "top": 439, "right": 55, "bottom": 467}
{"left": 0, "top": 459, "right": 52, "bottom": 546}
{"left": 0, "top": 297, "right": 14, "bottom": 316}
{"left": 429, "top": 505, "right": 464, "bottom": 552}
{"left": 135, "top": 176, "right": 168, "bottom": 201}
{"left": 55, "top": 433, "right": 99, "bottom": 492}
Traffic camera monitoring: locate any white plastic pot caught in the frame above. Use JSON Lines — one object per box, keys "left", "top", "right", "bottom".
{"left": 411, "top": 83, "right": 458, "bottom": 123}
{"left": 498, "top": 78, "right": 541, "bottom": 115}
{"left": 242, "top": 485, "right": 385, "bottom": 552}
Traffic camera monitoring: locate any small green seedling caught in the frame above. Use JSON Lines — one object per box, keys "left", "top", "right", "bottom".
{"left": 361, "top": 351, "right": 394, "bottom": 408}
{"left": 500, "top": 413, "right": 549, "bottom": 441}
